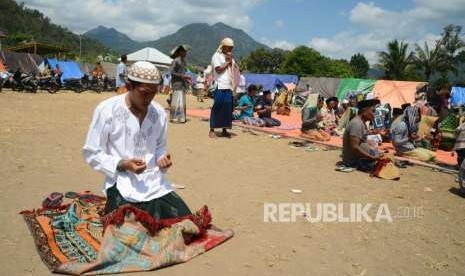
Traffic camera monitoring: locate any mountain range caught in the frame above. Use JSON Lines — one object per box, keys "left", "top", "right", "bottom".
{"left": 84, "top": 23, "right": 268, "bottom": 65}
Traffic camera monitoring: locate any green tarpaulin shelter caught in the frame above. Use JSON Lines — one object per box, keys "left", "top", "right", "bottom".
{"left": 336, "top": 78, "right": 376, "bottom": 100}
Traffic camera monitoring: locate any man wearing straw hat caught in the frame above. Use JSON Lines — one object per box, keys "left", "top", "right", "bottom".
{"left": 83, "top": 61, "right": 191, "bottom": 219}
{"left": 169, "top": 44, "right": 191, "bottom": 123}
{"left": 209, "top": 37, "right": 239, "bottom": 138}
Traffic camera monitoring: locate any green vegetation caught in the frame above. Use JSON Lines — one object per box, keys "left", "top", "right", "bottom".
{"left": 378, "top": 24, "right": 465, "bottom": 87}
{"left": 0, "top": 0, "right": 114, "bottom": 62}
{"left": 241, "top": 46, "right": 354, "bottom": 78}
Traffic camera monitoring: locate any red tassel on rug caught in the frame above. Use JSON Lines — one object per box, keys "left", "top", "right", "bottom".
{"left": 102, "top": 205, "right": 212, "bottom": 236}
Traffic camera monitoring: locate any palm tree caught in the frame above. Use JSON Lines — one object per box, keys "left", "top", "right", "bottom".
{"left": 413, "top": 41, "right": 447, "bottom": 81}
{"left": 378, "top": 39, "right": 414, "bottom": 80}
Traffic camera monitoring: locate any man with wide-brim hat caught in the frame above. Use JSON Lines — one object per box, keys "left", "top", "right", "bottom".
{"left": 83, "top": 61, "right": 192, "bottom": 219}
{"left": 341, "top": 99, "right": 384, "bottom": 172}
{"left": 170, "top": 44, "right": 191, "bottom": 59}
{"left": 169, "top": 44, "right": 191, "bottom": 123}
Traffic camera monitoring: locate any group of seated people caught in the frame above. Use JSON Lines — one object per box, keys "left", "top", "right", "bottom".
{"left": 300, "top": 93, "right": 353, "bottom": 141}
{"left": 234, "top": 84, "right": 282, "bottom": 127}
{"left": 339, "top": 98, "right": 439, "bottom": 173}
{"left": 296, "top": 91, "right": 443, "bottom": 173}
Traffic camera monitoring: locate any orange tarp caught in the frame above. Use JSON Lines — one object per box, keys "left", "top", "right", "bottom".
{"left": 373, "top": 80, "right": 426, "bottom": 108}
{"left": 186, "top": 108, "right": 456, "bottom": 166}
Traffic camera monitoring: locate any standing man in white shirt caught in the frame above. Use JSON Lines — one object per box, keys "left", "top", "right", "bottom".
{"left": 115, "top": 55, "right": 128, "bottom": 94}
{"left": 209, "top": 37, "right": 236, "bottom": 138}
{"left": 83, "top": 61, "right": 191, "bottom": 219}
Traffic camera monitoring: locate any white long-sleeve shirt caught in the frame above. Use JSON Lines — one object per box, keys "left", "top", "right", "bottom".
{"left": 82, "top": 94, "right": 172, "bottom": 202}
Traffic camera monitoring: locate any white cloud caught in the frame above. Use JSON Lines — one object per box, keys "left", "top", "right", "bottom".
{"left": 275, "top": 19, "right": 284, "bottom": 28}
{"left": 308, "top": 0, "right": 465, "bottom": 65}
{"left": 17, "top": 0, "right": 263, "bottom": 41}
{"left": 260, "top": 38, "right": 295, "bottom": 50}
{"left": 309, "top": 31, "right": 386, "bottom": 64}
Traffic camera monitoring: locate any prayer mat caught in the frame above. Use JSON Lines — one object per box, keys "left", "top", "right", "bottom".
{"left": 20, "top": 194, "right": 233, "bottom": 275}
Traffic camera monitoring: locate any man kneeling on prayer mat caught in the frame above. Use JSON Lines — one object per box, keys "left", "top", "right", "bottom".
{"left": 82, "top": 61, "right": 192, "bottom": 219}
{"left": 341, "top": 99, "right": 384, "bottom": 172}
{"left": 236, "top": 84, "right": 265, "bottom": 127}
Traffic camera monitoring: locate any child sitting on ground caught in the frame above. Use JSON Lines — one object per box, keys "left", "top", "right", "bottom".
{"left": 256, "top": 91, "right": 281, "bottom": 127}
{"left": 236, "top": 84, "right": 265, "bottom": 127}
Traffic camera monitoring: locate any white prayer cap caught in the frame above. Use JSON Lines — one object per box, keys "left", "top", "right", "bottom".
{"left": 128, "top": 61, "right": 161, "bottom": 84}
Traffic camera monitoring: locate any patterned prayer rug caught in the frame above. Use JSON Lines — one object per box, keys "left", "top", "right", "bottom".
{"left": 20, "top": 194, "right": 233, "bottom": 275}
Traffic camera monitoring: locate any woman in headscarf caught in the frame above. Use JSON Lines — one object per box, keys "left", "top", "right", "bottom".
{"left": 301, "top": 93, "right": 331, "bottom": 141}
{"left": 169, "top": 44, "right": 191, "bottom": 123}
{"left": 209, "top": 38, "right": 240, "bottom": 138}
{"left": 390, "top": 106, "right": 436, "bottom": 162}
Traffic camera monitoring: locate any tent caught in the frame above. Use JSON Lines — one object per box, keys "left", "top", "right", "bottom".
{"left": 336, "top": 78, "right": 376, "bottom": 100}
{"left": 450, "top": 86, "right": 465, "bottom": 107}
{"left": 296, "top": 77, "right": 341, "bottom": 98}
{"left": 127, "top": 47, "right": 172, "bottom": 66}
{"left": 373, "top": 80, "right": 427, "bottom": 108}
{"left": 274, "top": 74, "right": 299, "bottom": 85}
{"left": 0, "top": 50, "right": 43, "bottom": 74}
{"left": 100, "top": 62, "right": 117, "bottom": 79}
{"left": 270, "top": 74, "right": 298, "bottom": 91}
{"left": 79, "top": 63, "right": 92, "bottom": 76}
{"left": 244, "top": 73, "right": 287, "bottom": 92}
{"left": 46, "top": 58, "right": 84, "bottom": 82}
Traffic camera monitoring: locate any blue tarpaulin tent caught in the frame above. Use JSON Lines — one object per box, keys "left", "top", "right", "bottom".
{"left": 46, "top": 58, "right": 84, "bottom": 82}
{"left": 244, "top": 73, "right": 287, "bottom": 92}
{"left": 450, "top": 86, "right": 465, "bottom": 106}
{"left": 274, "top": 74, "right": 299, "bottom": 85}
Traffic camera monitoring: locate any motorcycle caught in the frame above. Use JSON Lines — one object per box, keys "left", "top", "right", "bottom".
{"left": 62, "top": 78, "right": 85, "bottom": 93}
{"left": 81, "top": 74, "right": 107, "bottom": 93}
{"left": 0, "top": 72, "right": 10, "bottom": 92}
{"left": 10, "top": 72, "right": 38, "bottom": 93}
{"left": 37, "top": 74, "right": 60, "bottom": 94}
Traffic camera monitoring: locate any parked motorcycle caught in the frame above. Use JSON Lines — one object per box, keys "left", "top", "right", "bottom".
{"left": 0, "top": 71, "right": 10, "bottom": 93}
{"left": 62, "top": 78, "right": 85, "bottom": 93}
{"left": 37, "top": 75, "right": 60, "bottom": 94}
{"left": 10, "top": 71, "right": 38, "bottom": 93}
{"left": 82, "top": 74, "right": 107, "bottom": 93}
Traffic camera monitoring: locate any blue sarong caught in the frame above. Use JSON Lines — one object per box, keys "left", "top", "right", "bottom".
{"left": 210, "top": 89, "right": 233, "bottom": 129}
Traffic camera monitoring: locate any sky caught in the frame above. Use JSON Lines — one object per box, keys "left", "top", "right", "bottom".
{"left": 17, "top": 0, "right": 465, "bottom": 64}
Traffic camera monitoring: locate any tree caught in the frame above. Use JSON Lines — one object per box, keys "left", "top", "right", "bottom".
{"left": 323, "top": 58, "right": 354, "bottom": 78}
{"left": 378, "top": 39, "right": 414, "bottom": 80}
{"left": 240, "top": 48, "right": 287, "bottom": 73}
{"left": 457, "top": 50, "right": 465, "bottom": 63}
{"left": 279, "top": 46, "right": 325, "bottom": 76}
{"left": 0, "top": 0, "right": 114, "bottom": 62}
{"left": 437, "top": 24, "right": 465, "bottom": 77}
{"left": 350, "top": 53, "right": 369, "bottom": 78}
{"left": 413, "top": 41, "right": 448, "bottom": 81}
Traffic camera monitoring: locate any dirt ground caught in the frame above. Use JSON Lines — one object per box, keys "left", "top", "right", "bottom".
{"left": 1, "top": 90, "right": 464, "bottom": 276}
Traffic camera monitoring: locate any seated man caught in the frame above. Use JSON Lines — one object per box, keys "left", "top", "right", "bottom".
{"left": 390, "top": 106, "right": 436, "bottom": 162}
{"left": 301, "top": 93, "right": 330, "bottom": 141}
{"left": 321, "top": 97, "right": 338, "bottom": 134}
{"left": 82, "top": 61, "right": 191, "bottom": 219}
{"left": 236, "top": 84, "right": 265, "bottom": 127}
{"left": 342, "top": 99, "right": 384, "bottom": 172}
{"left": 256, "top": 91, "right": 281, "bottom": 127}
